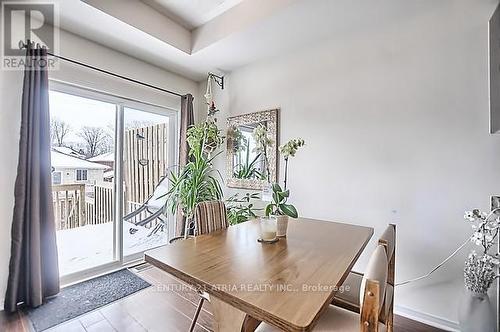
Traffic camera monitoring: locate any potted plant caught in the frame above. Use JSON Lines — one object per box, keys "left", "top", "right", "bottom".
{"left": 226, "top": 192, "right": 262, "bottom": 225}
{"left": 265, "top": 138, "right": 305, "bottom": 236}
{"left": 165, "top": 120, "right": 224, "bottom": 239}
{"left": 459, "top": 208, "right": 500, "bottom": 332}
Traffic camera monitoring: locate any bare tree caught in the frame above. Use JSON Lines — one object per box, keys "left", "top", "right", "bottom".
{"left": 77, "top": 126, "right": 113, "bottom": 158}
{"left": 50, "top": 118, "right": 71, "bottom": 147}
{"left": 125, "top": 120, "right": 155, "bottom": 130}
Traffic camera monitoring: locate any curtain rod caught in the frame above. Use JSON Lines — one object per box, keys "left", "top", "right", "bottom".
{"left": 19, "top": 40, "right": 185, "bottom": 98}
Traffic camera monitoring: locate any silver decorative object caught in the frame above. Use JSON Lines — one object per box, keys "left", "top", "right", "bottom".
{"left": 464, "top": 252, "right": 497, "bottom": 294}
{"left": 459, "top": 207, "right": 500, "bottom": 332}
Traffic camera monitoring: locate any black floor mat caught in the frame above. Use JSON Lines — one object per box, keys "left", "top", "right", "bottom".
{"left": 27, "top": 269, "right": 151, "bottom": 331}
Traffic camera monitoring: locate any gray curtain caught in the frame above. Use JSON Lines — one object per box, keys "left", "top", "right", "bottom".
{"left": 175, "top": 94, "right": 194, "bottom": 237}
{"left": 5, "top": 43, "right": 60, "bottom": 312}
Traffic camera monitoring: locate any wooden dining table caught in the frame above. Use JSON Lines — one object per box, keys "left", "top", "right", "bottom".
{"left": 145, "top": 218, "right": 373, "bottom": 332}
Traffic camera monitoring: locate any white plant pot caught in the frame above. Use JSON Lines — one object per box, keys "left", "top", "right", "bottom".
{"left": 276, "top": 215, "right": 289, "bottom": 237}
{"left": 458, "top": 288, "right": 495, "bottom": 332}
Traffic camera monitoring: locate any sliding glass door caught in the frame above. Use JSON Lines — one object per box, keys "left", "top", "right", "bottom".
{"left": 48, "top": 82, "right": 178, "bottom": 280}
{"left": 122, "top": 107, "right": 172, "bottom": 258}
{"left": 49, "top": 91, "right": 117, "bottom": 276}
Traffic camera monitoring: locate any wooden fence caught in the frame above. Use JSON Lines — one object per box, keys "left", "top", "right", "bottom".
{"left": 124, "top": 123, "right": 168, "bottom": 212}
{"left": 94, "top": 185, "right": 114, "bottom": 224}
{"left": 52, "top": 183, "right": 114, "bottom": 230}
{"left": 52, "top": 184, "right": 86, "bottom": 230}
{"left": 52, "top": 123, "right": 169, "bottom": 231}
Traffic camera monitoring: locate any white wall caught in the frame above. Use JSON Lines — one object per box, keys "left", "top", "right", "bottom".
{"left": 200, "top": 1, "right": 500, "bottom": 328}
{"left": 0, "top": 28, "right": 198, "bottom": 308}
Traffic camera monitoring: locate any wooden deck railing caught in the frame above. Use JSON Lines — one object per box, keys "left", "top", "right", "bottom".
{"left": 52, "top": 184, "right": 87, "bottom": 230}
{"left": 52, "top": 123, "right": 169, "bottom": 231}
{"left": 52, "top": 183, "right": 114, "bottom": 230}
{"left": 52, "top": 183, "right": 154, "bottom": 231}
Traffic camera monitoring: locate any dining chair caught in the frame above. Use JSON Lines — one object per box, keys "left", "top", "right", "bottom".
{"left": 332, "top": 224, "right": 396, "bottom": 331}
{"left": 189, "top": 200, "right": 229, "bottom": 332}
{"left": 256, "top": 244, "right": 390, "bottom": 332}
{"left": 194, "top": 200, "right": 229, "bottom": 235}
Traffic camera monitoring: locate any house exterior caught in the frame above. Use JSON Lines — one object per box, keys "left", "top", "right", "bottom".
{"left": 51, "top": 150, "right": 110, "bottom": 187}
{"left": 88, "top": 152, "right": 114, "bottom": 168}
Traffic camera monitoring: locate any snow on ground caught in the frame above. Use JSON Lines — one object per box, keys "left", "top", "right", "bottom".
{"left": 56, "top": 221, "right": 166, "bottom": 276}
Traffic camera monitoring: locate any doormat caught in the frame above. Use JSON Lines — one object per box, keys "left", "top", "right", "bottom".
{"left": 27, "top": 269, "right": 151, "bottom": 331}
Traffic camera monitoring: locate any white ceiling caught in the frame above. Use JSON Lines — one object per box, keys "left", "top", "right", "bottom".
{"left": 141, "top": 0, "right": 245, "bottom": 30}
{"left": 49, "top": 0, "right": 444, "bottom": 81}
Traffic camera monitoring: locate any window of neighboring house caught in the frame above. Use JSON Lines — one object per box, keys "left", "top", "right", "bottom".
{"left": 76, "top": 169, "right": 88, "bottom": 181}
{"left": 52, "top": 171, "right": 62, "bottom": 185}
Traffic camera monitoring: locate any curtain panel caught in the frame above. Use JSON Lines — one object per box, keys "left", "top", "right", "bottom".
{"left": 5, "top": 43, "right": 60, "bottom": 312}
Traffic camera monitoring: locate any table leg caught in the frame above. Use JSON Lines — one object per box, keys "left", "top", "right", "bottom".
{"left": 210, "top": 296, "right": 261, "bottom": 332}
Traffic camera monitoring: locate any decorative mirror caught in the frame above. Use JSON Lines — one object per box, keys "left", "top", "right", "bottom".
{"left": 226, "top": 109, "right": 279, "bottom": 189}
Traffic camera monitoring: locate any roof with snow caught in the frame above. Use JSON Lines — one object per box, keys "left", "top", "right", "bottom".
{"left": 52, "top": 146, "right": 86, "bottom": 159}
{"left": 89, "top": 152, "right": 114, "bottom": 162}
{"left": 51, "top": 150, "right": 110, "bottom": 170}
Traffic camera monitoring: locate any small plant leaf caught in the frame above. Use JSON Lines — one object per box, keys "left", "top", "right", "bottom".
{"left": 265, "top": 204, "right": 274, "bottom": 216}
{"left": 280, "top": 204, "right": 298, "bottom": 218}
{"left": 272, "top": 183, "right": 282, "bottom": 193}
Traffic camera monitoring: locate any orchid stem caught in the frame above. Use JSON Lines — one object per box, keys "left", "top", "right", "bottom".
{"left": 284, "top": 158, "right": 289, "bottom": 190}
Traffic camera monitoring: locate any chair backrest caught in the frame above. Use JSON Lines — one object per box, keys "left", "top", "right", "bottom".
{"left": 378, "top": 224, "right": 396, "bottom": 328}
{"left": 194, "top": 201, "right": 229, "bottom": 235}
{"left": 378, "top": 224, "right": 395, "bottom": 263}
{"left": 359, "top": 245, "right": 388, "bottom": 331}
{"left": 147, "top": 176, "right": 170, "bottom": 211}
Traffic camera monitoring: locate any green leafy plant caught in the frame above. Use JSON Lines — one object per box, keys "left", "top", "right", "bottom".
{"left": 264, "top": 183, "right": 298, "bottom": 218}
{"left": 227, "top": 125, "right": 247, "bottom": 153}
{"left": 164, "top": 120, "right": 224, "bottom": 238}
{"left": 186, "top": 120, "right": 224, "bottom": 155}
{"left": 226, "top": 192, "right": 262, "bottom": 225}
{"left": 233, "top": 151, "right": 264, "bottom": 180}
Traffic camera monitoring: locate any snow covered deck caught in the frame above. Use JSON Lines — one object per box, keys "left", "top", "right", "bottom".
{"left": 56, "top": 221, "right": 167, "bottom": 276}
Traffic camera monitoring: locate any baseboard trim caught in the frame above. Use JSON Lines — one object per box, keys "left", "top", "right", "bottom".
{"left": 395, "top": 305, "right": 460, "bottom": 331}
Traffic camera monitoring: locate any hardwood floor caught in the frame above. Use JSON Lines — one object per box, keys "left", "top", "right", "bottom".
{"left": 0, "top": 266, "right": 445, "bottom": 332}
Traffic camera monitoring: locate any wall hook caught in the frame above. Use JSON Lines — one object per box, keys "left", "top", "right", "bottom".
{"left": 208, "top": 72, "right": 224, "bottom": 90}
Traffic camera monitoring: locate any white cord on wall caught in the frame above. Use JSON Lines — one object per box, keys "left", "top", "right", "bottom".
{"left": 396, "top": 207, "right": 500, "bottom": 287}
{"left": 395, "top": 236, "right": 472, "bottom": 286}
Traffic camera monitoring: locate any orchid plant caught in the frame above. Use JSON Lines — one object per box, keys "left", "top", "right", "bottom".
{"left": 279, "top": 138, "right": 305, "bottom": 189}
{"left": 463, "top": 208, "right": 500, "bottom": 293}
{"left": 252, "top": 124, "right": 273, "bottom": 181}
{"left": 265, "top": 138, "right": 305, "bottom": 219}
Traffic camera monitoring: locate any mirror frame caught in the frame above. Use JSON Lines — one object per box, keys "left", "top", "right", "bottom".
{"left": 226, "top": 109, "right": 279, "bottom": 189}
